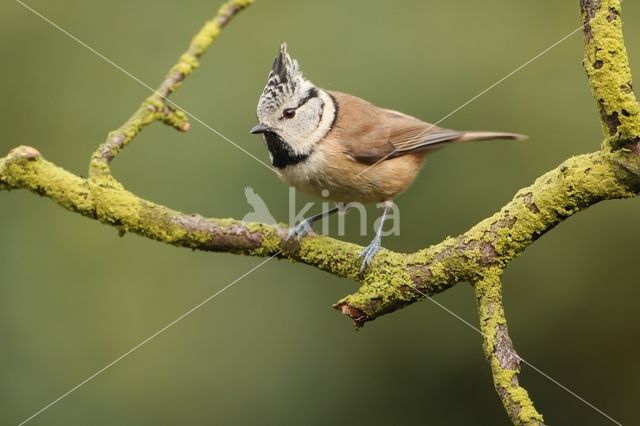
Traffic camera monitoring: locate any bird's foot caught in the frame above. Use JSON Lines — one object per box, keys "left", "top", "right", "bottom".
{"left": 358, "top": 235, "right": 382, "bottom": 278}
{"left": 287, "top": 219, "right": 314, "bottom": 240}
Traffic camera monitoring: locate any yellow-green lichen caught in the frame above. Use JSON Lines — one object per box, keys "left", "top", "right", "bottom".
{"left": 172, "top": 53, "right": 200, "bottom": 76}
{"left": 296, "top": 235, "right": 363, "bottom": 278}
{"left": 189, "top": 0, "right": 256, "bottom": 57}
{"left": 2, "top": 148, "right": 95, "bottom": 215}
{"left": 583, "top": 0, "right": 640, "bottom": 147}
{"left": 242, "top": 220, "right": 282, "bottom": 255}
{"left": 334, "top": 252, "right": 417, "bottom": 320}
{"left": 476, "top": 273, "right": 544, "bottom": 425}
{"left": 190, "top": 26, "right": 221, "bottom": 56}
{"left": 216, "top": 0, "right": 255, "bottom": 20}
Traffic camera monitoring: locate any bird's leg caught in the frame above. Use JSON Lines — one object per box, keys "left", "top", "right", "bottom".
{"left": 359, "top": 201, "right": 392, "bottom": 277}
{"left": 288, "top": 206, "right": 340, "bottom": 239}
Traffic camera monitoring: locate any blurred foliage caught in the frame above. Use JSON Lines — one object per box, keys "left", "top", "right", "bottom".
{"left": 1, "top": 0, "right": 639, "bottom": 424}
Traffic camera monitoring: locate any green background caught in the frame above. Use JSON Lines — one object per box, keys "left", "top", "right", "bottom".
{"left": 1, "top": 0, "right": 639, "bottom": 424}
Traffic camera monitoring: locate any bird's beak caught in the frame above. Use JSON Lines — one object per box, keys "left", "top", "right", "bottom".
{"left": 249, "top": 123, "right": 270, "bottom": 134}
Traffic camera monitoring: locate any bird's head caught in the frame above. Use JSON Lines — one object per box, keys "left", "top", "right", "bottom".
{"left": 251, "top": 43, "right": 336, "bottom": 167}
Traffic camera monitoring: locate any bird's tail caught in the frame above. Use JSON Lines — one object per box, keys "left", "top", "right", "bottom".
{"left": 458, "top": 131, "right": 527, "bottom": 143}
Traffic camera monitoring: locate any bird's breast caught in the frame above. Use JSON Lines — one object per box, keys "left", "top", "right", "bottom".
{"left": 276, "top": 141, "right": 425, "bottom": 204}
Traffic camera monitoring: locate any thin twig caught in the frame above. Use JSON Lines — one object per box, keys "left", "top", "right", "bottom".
{"left": 88, "top": 0, "right": 254, "bottom": 180}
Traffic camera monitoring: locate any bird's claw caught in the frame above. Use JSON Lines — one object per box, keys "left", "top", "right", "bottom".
{"left": 287, "top": 220, "right": 313, "bottom": 240}
{"left": 358, "top": 236, "right": 382, "bottom": 278}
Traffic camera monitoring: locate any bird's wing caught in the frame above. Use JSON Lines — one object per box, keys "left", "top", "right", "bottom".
{"left": 328, "top": 91, "right": 463, "bottom": 165}
{"left": 327, "top": 91, "right": 395, "bottom": 164}
{"left": 383, "top": 109, "right": 464, "bottom": 154}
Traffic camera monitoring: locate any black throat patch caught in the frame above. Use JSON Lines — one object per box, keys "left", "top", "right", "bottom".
{"left": 263, "top": 132, "right": 310, "bottom": 169}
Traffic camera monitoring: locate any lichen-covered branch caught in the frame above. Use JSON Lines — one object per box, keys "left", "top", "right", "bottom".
{"left": 475, "top": 272, "right": 545, "bottom": 425}
{"left": 335, "top": 150, "right": 640, "bottom": 325}
{"left": 1, "top": 0, "right": 638, "bottom": 424}
{"left": 581, "top": 0, "right": 640, "bottom": 149}
{"left": 0, "top": 145, "right": 369, "bottom": 281}
{"left": 3, "top": 145, "right": 639, "bottom": 324}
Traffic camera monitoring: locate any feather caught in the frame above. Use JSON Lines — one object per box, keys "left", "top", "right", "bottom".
{"left": 328, "top": 91, "right": 524, "bottom": 165}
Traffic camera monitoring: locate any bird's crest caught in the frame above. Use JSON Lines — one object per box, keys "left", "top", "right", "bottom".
{"left": 258, "top": 43, "right": 308, "bottom": 113}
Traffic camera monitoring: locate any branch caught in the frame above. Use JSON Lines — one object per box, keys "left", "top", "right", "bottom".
{"left": 0, "top": 145, "right": 363, "bottom": 279}
{"left": 3, "top": 147, "right": 638, "bottom": 315}
{"left": 475, "top": 272, "right": 545, "bottom": 425}
{"left": 581, "top": 0, "right": 640, "bottom": 150}
{"left": 336, "top": 151, "right": 639, "bottom": 324}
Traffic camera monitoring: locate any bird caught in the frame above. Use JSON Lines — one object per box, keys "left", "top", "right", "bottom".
{"left": 250, "top": 43, "right": 525, "bottom": 276}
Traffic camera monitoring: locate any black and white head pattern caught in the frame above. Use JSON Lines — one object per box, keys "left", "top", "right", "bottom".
{"left": 258, "top": 43, "right": 311, "bottom": 114}
{"left": 254, "top": 43, "right": 336, "bottom": 169}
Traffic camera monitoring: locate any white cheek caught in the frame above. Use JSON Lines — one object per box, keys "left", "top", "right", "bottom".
{"left": 311, "top": 91, "right": 336, "bottom": 140}
{"left": 286, "top": 91, "right": 336, "bottom": 157}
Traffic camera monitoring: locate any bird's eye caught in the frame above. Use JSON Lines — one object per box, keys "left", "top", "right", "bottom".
{"left": 282, "top": 108, "right": 296, "bottom": 119}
